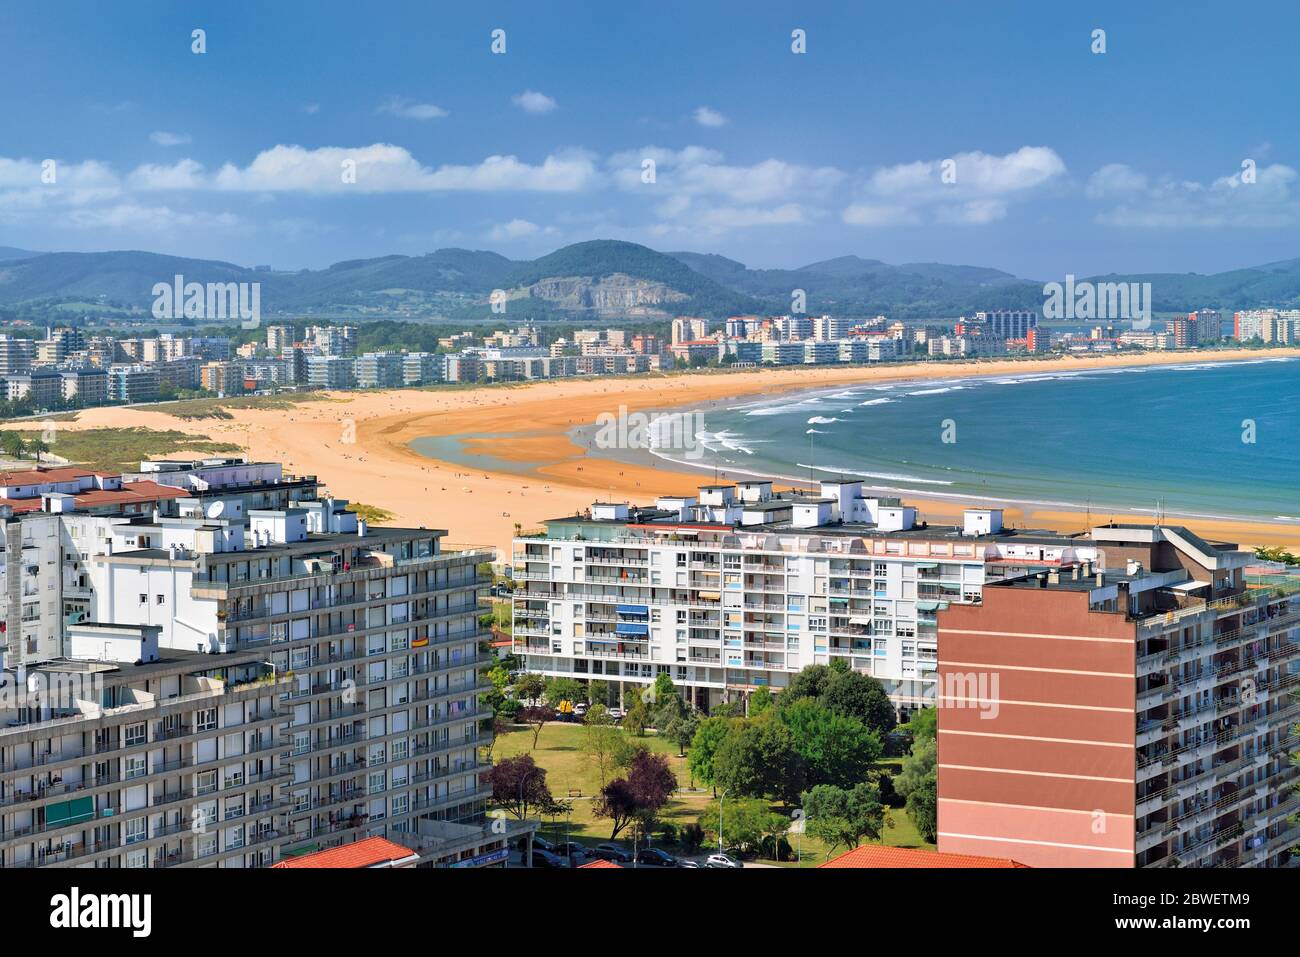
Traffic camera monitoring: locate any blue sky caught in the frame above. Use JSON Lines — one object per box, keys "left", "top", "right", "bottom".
{"left": 3, "top": 0, "right": 1299, "bottom": 278}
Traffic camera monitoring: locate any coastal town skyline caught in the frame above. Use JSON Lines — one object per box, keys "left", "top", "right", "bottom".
{"left": 0, "top": 1, "right": 1293, "bottom": 925}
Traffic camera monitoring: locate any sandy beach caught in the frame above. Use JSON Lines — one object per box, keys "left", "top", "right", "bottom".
{"left": 22, "top": 347, "right": 1300, "bottom": 561}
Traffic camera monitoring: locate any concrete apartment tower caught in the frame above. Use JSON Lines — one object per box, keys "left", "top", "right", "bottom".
{"left": 936, "top": 525, "right": 1299, "bottom": 867}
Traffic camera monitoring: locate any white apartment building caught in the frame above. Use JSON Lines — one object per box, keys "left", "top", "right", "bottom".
{"left": 512, "top": 479, "right": 1101, "bottom": 715}
{"left": 0, "top": 458, "right": 524, "bottom": 868}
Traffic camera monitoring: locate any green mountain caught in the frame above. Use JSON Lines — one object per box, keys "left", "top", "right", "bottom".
{"left": 2, "top": 240, "right": 1300, "bottom": 320}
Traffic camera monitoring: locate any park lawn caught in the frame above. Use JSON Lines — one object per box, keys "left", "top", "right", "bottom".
{"left": 494, "top": 721, "right": 711, "bottom": 847}
{"left": 491, "top": 721, "right": 935, "bottom": 860}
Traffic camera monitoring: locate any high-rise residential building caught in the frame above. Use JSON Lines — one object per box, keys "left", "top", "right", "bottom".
{"left": 512, "top": 480, "right": 1102, "bottom": 715}
{"left": 107, "top": 365, "right": 161, "bottom": 404}
{"left": 1166, "top": 316, "right": 1198, "bottom": 349}
{"left": 354, "top": 352, "right": 406, "bottom": 389}
{"left": 201, "top": 361, "right": 247, "bottom": 396}
{"left": 812, "top": 316, "right": 852, "bottom": 341}
{"left": 0, "top": 457, "right": 521, "bottom": 868}
{"left": 266, "top": 324, "right": 295, "bottom": 351}
{"left": 308, "top": 325, "right": 357, "bottom": 357}
{"left": 59, "top": 367, "right": 109, "bottom": 406}
{"left": 936, "top": 524, "right": 1299, "bottom": 868}
{"left": 671, "top": 317, "right": 710, "bottom": 345}
{"left": 4, "top": 370, "right": 63, "bottom": 408}
{"left": 306, "top": 355, "right": 357, "bottom": 390}
{"left": 402, "top": 352, "right": 445, "bottom": 386}
{"left": 0, "top": 336, "right": 35, "bottom": 376}
{"left": 1189, "top": 309, "right": 1221, "bottom": 343}
{"left": 974, "top": 310, "right": 1037, "bottom": 343}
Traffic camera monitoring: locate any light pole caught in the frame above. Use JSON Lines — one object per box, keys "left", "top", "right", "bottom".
{"left": 718, "top": 788, "right": 729, "bottom": 857}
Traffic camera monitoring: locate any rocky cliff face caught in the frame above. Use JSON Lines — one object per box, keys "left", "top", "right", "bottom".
{"left": 522, "top": 273, "right": 690, "bottom": 316}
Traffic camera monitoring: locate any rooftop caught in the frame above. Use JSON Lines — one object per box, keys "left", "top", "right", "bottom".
{"left": 273, "top": 837, "right": 420, "bottom": 869}
{"left": 818, "top": 845, "right": 1028, "bottom": 869}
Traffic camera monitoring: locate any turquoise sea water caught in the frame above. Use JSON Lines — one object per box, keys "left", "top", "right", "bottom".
{"left": 657, "top": 358, "right": 1300, "bottom": 524}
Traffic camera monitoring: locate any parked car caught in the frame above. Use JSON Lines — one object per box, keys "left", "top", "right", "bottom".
{"left": 553, "top": 841, "right": 587, "bottom": 859}
{"left": 531, "top": 837, "right": 555, "bottom": 853}
{"left": 636, "top": 847, "right": 678, "bottom": 867}
{"left": 573, "top": 702, "right": 589, "bottom": 717}
{"left": 705, "top": 853, "right": 743, "bottom": 869}
{"left": 592, "top": 843, "right": 634, "bottom": 863}
{"left": 532, "top": 849, "right": 565, "bottom": 869}
{"left": 677, "top": 859, "right": 703, "bottom": 868}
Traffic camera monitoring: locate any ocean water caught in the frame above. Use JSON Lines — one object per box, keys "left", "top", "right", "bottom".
{"left": 656, "top": 358, "right": 1300, "bottom": 524}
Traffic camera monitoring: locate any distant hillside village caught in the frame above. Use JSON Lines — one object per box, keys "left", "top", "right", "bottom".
{"left": 0, "top": 306, "right": 1295, "bottom": 414}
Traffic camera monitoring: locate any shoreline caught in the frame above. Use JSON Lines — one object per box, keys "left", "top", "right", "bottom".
{"left": 12, "top": 347, "right": 1300, "bottom": 560}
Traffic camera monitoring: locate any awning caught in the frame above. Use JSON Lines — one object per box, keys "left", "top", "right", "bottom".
{"left": 615, "top": 622, "right": 649, "bottom": 636}
{"left": 696, "top": 591, "right": 721, "bottom": 601}
{"left": 916, "top": 600, "right": 941, "bottom": 612}
{"left": 915, "top": 562, "right": 940, "bottom": 570}
{"left": 615, "top": 604, "right": 649, "bottom": 615}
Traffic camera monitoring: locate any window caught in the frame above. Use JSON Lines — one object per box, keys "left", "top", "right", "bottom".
{"left": 123, "top": 723, "right": 146, "bottom": 747}
{"left": 196, "top": 708, "right": 217, "bottom": 732}
{"left": 196, "top": 770, "right": 218, "bottom": 795}
{"left": 124, "top": 817, "right": 147, "bottom": 845}
{"left": 138, "top": 594, "right": 147, "bottom": 604}
{"left": 156, "top": 594, "right": 165, "bottom": 605}
{"left": 124, "top": 756, "right": 147, "bottom": 780}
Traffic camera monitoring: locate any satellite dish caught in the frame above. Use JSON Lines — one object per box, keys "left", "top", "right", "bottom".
{"left": 206, "top": 500, "right": 225, "bottom": 519}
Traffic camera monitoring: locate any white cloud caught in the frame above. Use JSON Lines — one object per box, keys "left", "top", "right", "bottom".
{"left": 841, "top": 203, "right": 920, "bottom": 227}
{"left": 610, "top": 146, "right": 842, "bottom": 203}
{"left": 210, "top": 143, "right": 599, "bottom": 193}
{"left": 513, "top": 90, "right": 558, "bottom": 114}
{"left": 377, "top": 97, "right": 448, "bottom": 120}
{"left": 693, "top": 106, "right": 728, "bottom": 128}
{"left": 1086, "top": 161, "right": 1300, "bottom": 227}
{"left": 130, "top": 158, "right": 207, "bottom": 190}
{"left": 843, "top": 146, "right": 1066, "bottom": 226}
{"left": 488, "top": 218, "right": 541, "bottom": 240}
{"left": 65, "top": 204, "right": 238, "bottom": 231}
{"left": 303, "top": 103, "right": 321, "bottom": 115}
{"left": 149, "top": 131, "right": 192, "bottom": 147}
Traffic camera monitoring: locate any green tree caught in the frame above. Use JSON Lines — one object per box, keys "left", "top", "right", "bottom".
{"left": 593, "top": 751, "right": 677, "bottom": 839}
{"left": 748, "top": 687, "right": 774, "bottom": 716}
{"left": 688, "top": 716, "right": 735, "bottom": 795}
{"left": 896, "top": 736, "right": 937, "bottom": 843}
{"left": 801, "top": 782, "right": 887, "bottom": 858}
{"left": 622, "top": 695, "right": 650, "bottom": 736}
{"left": 714, "top": 717, "right": 806, "bottom": 804}
{"left": 697, "top": 797, "right": 787, "bottom": 855}
{"left": 543, "top": 676, "right": 586, "bottom": 709}
{"left": 481, "top": 663, "right": 510, "bottom": 714}
{"left": 589, "top": 680, "right": 613, "bottom": 707}
{"left": 821, "top": 669, "right": 898, "bottom": 734}
{"left": 514, "top": 672, "right": 545, "bottom": 704}
{"left": 663, "top": 710, "right": 700, "bottom": 759}
{"left": 779, "top": 662, "right": 897, "bottom": 734}
{"left": 581, "top": 716, "right": 623, "bottom": 789}
{"left": 651, "top": 672, "right": 677, "bottom": 703}
{"left": 907, "top": 706, "right": 937, "bottom": 742}
{"left": 777, "top": 698, "right": 882, "bottom": 789}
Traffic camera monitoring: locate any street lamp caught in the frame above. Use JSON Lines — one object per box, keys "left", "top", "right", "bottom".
{"left": 718, "top": 788, "right": 729, "bottom": 857}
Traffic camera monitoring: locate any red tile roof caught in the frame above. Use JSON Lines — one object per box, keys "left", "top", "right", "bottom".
{"left": 273, "top": 837, "right": 419, "bottom": 869}
{"left": 0, "top": 466, "right": 97, "bottom": 488}
{"left": 818, "top": 845, "right": 1028, "bottom": 869}
{"left": 5, "top": 480, "right": 186, "bottom": 514}
{"left": 579, "top": 858, "right": 621, "bottom": 869}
